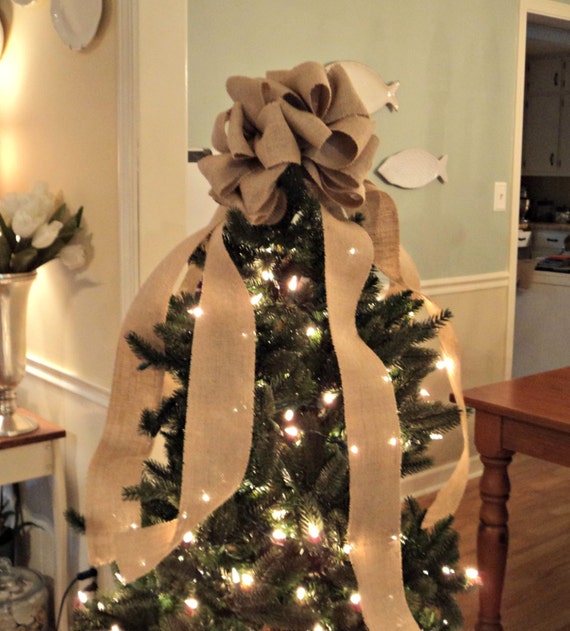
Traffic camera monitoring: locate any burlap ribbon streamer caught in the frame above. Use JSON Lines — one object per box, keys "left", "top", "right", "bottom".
{"left": 85, "top": 62, "right": 467, "bottom": 630}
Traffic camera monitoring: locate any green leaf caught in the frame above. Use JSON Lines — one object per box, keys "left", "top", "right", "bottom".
{"left": 0, "top": 237, "right": 11, "bottom": 273}
{"left": 11, "top": 247, "right": 38, "bottom": 273}
{"left": 50, "top": 203, "right": 68, "bottom": 223}
{"left": 59, "top": 212, "right": 82, "bottom": 242}
{"left": 0, "top": 214, "right": 17, "bottom": 252}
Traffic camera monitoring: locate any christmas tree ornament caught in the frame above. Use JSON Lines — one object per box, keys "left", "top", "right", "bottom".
{"left": 83, "top": 61, "right": 469, "bottom": 631}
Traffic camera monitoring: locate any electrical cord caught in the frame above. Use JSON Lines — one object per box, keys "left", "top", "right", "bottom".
{"left": 55, "top": 567, "right": 98, "bottom": 631}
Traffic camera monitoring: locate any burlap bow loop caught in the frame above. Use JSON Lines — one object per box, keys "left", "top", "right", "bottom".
{"left": 266, "top": 61, "right": 332, "bottom": 117}
{"left": 199, "top": 61, "right": 378, "bottom": 225}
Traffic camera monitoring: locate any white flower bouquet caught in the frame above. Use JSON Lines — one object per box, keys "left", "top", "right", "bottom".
{"left": 0, "top": 182, "right": 86, "bottom": 273}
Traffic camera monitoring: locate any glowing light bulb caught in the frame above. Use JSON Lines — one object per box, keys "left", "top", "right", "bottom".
{"left": 241, "top": 572, "right": 255, "bottom": 588}
{"left": 272, "top": 508, "right": 287, "bottom": 521}
{"left": 201, "top": 492, "right": 211, "bottom": 503}
{"left": 296, "top": 586, "right": 307, "bottom": 601}
{"left": 322, "top": 391, "right": 337, "bottom": 405}
{"left": 314, "top": 624, "right": 325, "bottom": 631}
{"left": 288, "top": 275, "right": 299, "bottom": 291}
{"left": 442, "top": 566, "right": 455, "bottom": 575}
{"left": 231, "top": 568, "right": 241, "bottom": 584}
{"left": 430, "top": 432, "right": 443, "bottom": 440}
{"left": 183, "top": 531, "right": 195, "bottom": 544}
{"left": 97, "top": 602, "right": 105, "bottom": 611}
{"left": 348, "top": 247, "right": 357, "bottom": 255}
{"left": 436, "top": 356, "right": 454, "bottom": 371}
{"left": 130, "top": 522, "right": 138, "bottom": 530}
{"left": 306, "top": 325, "right": 317, "bottom": 337}
{"left": 342, "top": 543, "right": 353, "bottom": 555}
{"left": 250, "top": 293, "right": 263, "bottom": 306}
{"left": 272, "top": 528, "right": 287, "bottom": 543}
{"left": 465, "top": 567, "right": 481, "bottom": 585}
{"left": 350, "top": 445, "right": 359, "bottom": 454}
{"left": 307, "top": 523, "right": 321, "bottom": 541}
{"left": 188, "top": 306, "right": 203, "bottom": 318}
{"left": 284, "top": 409, "right": 294, "bottom": 422}
{"left": 350, "top": 592, "right": 361, "bottom": 605}
{"left": 420, "top": 388, "right": 430, "bottom": 397}
{"left": 388, "top": 437, "right": 398, "bottom": 447}
{"left": 285, "top": 426, "right": 300, "bottom": 438}
{"left": 185, "top": 597, "right": 199, "bottom": 610}
{"left": 111, "top": 625, "right": 122, "bottom": 631}
{"left": 77, "top": 590, "right": 88, "bottom": 604}
{"left": 261, "top": 269, "right": 274, "bottom": 281}
{"left": 114, "top": 572, "right": 126, "bottom": 585}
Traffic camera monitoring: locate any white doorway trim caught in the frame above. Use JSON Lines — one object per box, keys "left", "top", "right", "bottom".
{"left": 116, "top": 2, "right": 188, "bottom": 317}
{"left": 117, "top": 3, "right": 140, "bottom": 317}
{"left": 507, "top": 0, "right": 570, "bottom": 377}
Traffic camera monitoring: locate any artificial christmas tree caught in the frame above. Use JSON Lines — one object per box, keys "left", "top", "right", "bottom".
{"left": 74, "top": 62, "right": 471, "bottom": 631}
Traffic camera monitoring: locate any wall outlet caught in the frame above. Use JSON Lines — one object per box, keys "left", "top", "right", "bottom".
{"left": 494, "top": 181, "right": 507, "bottom": 211}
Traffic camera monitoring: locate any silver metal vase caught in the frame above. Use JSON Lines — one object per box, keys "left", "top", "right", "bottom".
{"left": 0, "top": 271, "right": 38, "bottom": 437}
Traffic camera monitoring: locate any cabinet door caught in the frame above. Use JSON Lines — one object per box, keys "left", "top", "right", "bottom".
{"left": 522, "top": 95, "right": 561, "bottom": 175}
{"left": 526, "top": 57, "right": 564, "bottom": 94}
{"left": 558, "top": 96, "right": 570, "bottom": 175}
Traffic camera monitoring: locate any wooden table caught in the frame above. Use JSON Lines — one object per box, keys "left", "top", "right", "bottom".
{"left": 0, "top": 411, "right": 67, "bottom": 628}
{"left": 463, "top": 367, "right": 570, "bottom": 631}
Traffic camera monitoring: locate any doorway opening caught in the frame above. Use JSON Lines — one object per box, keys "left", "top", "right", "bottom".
{"left": 510, "top": 4, "right": 570, "bottom": 378}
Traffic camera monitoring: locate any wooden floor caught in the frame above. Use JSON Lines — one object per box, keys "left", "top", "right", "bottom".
{"left": 420, "top": 455, "right": 570, "bottom": 630}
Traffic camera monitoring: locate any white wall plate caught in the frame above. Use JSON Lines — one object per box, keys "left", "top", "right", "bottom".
{"left": 50, "top": 0, "right": 102, "bottom": 50}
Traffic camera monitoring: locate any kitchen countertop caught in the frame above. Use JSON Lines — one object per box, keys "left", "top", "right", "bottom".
{"left": 520, "top": 222, "right": 570, "bottom": 232}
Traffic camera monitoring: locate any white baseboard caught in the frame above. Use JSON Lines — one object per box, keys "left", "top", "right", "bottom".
{"left": 400, "top": 454, "right": 483, "bottom": 499}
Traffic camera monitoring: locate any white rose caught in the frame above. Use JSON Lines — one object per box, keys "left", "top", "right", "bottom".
{"left": 58, "top": 244, "right": 86, "bottom": 270}
{"left": 32, "top": 221, "right": 63, "bottom": 249}
{"left": 0, "top": 192, "right": 26, "bottom": 220}
{"left": 1, "top": 182, "right": 55, "bottom": 237}
{"left": 11, "top": 198, "right": 51, "bottom": 238}
{"left": 29, "top": 181, "right": 56, "bottom": 216}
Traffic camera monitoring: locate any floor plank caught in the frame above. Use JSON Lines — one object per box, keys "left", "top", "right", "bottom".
{"left": 420, "top": 455, "right": 570, "bottom": 630}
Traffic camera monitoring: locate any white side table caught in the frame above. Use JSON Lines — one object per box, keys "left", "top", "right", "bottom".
{"left": 0, "top": 411, "right": 67, "bottom": 629}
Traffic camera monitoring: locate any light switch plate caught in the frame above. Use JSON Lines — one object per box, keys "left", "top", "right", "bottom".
{"left": 494, "top": 182, "right": 507, "bottom": 211}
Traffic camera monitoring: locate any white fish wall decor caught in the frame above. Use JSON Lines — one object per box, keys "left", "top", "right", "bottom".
{"left": 326, "top": 60, "right": 400, "bottom": 113}
{"left": 376, "top": 149, "right": 448, "bottom": 189}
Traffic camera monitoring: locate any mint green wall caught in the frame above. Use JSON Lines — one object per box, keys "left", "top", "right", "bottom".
{"left": 188, "top": 1, "right": 521, "bottom": 279}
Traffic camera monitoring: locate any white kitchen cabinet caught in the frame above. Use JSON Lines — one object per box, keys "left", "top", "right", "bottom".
{"left": 522, "top": 56, "right": 570, "bottom": 176}
{"left": 522, "top": 94, "right": 562, "bottom": 174}
{"left": 525, "top": 57, "right": 565, "bottom": 94}
{"left": 558, "top": 95, "right": 570, "bottom": 174}
{"left": 532, "top": 228, "right": 567, "bottom": 257}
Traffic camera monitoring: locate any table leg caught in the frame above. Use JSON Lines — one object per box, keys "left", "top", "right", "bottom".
{"left": 475, "top": 450, "right": 513, "bottom": 631}
{"left": 52, "top": 439, "right": 68, "bottom": 630}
